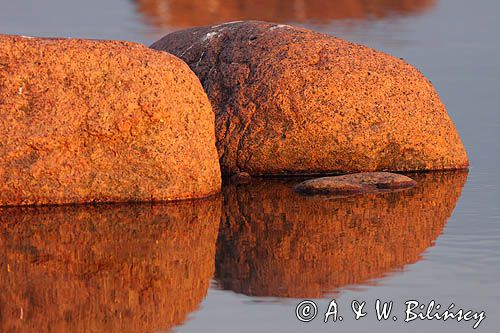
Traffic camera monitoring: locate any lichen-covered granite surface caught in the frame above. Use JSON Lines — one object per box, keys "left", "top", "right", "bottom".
{"left": 0, "top": 34, "right": 221, "bottom": 206}
{"left": 152, "top": 21, "right": 468, "bottom": 175}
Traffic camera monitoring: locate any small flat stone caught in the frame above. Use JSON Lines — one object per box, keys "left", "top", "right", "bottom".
{"left": 230, "top": 171, "right": 251, "bottom": 184}
{"left": 294, "top": 179, "right": 364, "bottom": 195}
{"left": 294, "top": 172, "right": 416, "bottom": 195}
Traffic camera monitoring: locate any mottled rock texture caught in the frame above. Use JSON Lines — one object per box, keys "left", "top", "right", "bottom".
{"left": 136, "top": 0, "right": 435, "bottom": 28}
{"left": 0, "top": 34, "right": 221, "bottom": 206}
{"left": 294, "top": 172, "right": 417, "bottom": 195}
{"left": 216, "top": 171, "right": 467, "bottom": 298}
{"left": 151, "top": 21, "right": 468, "bottom": 175}
{"left": 0, "top": 197, "right": 221, "bottom": 332}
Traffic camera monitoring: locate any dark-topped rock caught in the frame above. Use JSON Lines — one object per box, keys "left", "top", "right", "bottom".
{"left": 151, "top": 21, "right": 468, "bottom": 176}
{"left": 294, "top": 172, "right": 417, "bottom": 195}
{"left": 0, "top": 34, "right": 221, "bottom": 206}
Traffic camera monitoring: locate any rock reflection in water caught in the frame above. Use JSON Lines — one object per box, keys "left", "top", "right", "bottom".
{"left": 215, "top": 172, "right": 467, "bottom": 298}
{"left": 135, "top": 0, "right": 436, "bottom": 29}
{"left": 0, "top": 197, "right": 221, "bottom": 333}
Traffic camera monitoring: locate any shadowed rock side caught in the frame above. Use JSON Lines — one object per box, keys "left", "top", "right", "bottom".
{"left": 0, "top": 34, "right": 220, "bottom": 206}
{"left": 215, "top": 171, "right": 467, "bottom": 298}
{"left": 151, "top": 22, "right": 468, "bottom": 175}
{"left": 135, "top": 0, "right": 436, "bottom": 28}
{"left": 0, "top": 197, "right": 221, "bottom": 333}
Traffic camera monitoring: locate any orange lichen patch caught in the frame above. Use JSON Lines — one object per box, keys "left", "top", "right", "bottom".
{"left": 151, "top": 21, "right": 468, "bottom": 175}
{"left": 215, "top": 171, "right": 467, "bottom": 298}
{"left": 0, "top": 197, "right": 221, "bottom": 332}
{"left": 135, "top": 0, "right": 435, "bottom": 28}
{"left": 0, "top": 34, "right": 221, "bottom": 206}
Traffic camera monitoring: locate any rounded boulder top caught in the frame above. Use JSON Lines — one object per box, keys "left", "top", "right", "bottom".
{"left": 151, "top": 21, "right": 469, "bottom": 176}
{"left": 0, "top": 34, "right": 221, "bottom": 206}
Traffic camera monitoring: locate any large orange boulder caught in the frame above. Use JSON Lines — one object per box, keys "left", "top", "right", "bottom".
{"left": 151, "top": 21, "right": 468, "bottom": 175}
{"left": 0, "top": 34, "right": 221, "bottom": 206}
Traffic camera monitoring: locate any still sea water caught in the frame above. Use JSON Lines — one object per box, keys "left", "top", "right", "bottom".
{"left": 1, "top": 0, "right": 499, "bottom": 332}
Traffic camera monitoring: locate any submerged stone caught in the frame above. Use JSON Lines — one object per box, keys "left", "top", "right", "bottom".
{"left": 294, "top": 172, "right": 417, "bottom": 195}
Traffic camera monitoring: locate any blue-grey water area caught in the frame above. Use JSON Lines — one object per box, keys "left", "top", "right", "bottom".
{"left": 1, "top": 0, "right": 499, "bottom": 332}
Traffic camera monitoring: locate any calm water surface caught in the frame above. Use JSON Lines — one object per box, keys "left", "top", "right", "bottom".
{"left": 1, "top": 0, "right": 499, "bottom": 332}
